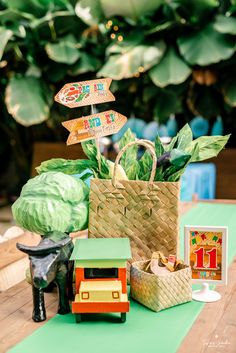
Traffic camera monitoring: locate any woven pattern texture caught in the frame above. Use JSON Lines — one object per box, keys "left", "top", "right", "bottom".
{"left": 89, "top": 178, "right": 180, "bottom": 261}
{"left": 130, "top": 260, "right": 192, "bottom": 312}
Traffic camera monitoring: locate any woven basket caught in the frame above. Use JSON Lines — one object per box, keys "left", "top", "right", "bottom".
{"left": 130, "top": 260, "right": 192, "bottom": 312}
{"left": 88, "top": 139, "right": 180, "bottom": 261}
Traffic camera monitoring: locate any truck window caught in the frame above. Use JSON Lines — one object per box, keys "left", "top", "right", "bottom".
{"left": 84, "top": 268, "right": 118, "bottom": 279}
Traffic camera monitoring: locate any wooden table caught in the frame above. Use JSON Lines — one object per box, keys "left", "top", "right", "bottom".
{"left": 0, "top": 202, "right": 236, "bottom": 353}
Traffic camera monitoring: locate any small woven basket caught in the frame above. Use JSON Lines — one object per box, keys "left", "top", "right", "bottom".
{"left": 130, "top": 260, "right": 192, "bottom": 312}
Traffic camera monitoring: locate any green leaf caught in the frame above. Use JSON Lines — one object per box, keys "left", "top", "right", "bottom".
{"left": 100, "top": 0, "right": 164, "bottom": 20}
{"left": 154, "top": 166, "right": 164, "bottom": 181}
{"left": 166, "top": 0, "right": 218, "bottom": 24}
{"left": 149, "top": 47, "right": 191, "bottom": 87}
{"left": 165, "top": 144, "right": 198, "bottom": 181}
{"left": 79, "top": 171, "right": 94, "bottom": 181}
{"left": 0, "top": 27, "right": 13, "bottom": 60}
{"left": 214, "top": 15, "right": 236, "bottom": 35}
{"left": 118, "top": 129, "right": 139, "bottom": 179}
{"left": 0, "top": 9, "right": 32, "bottom": 37}
{"left": 30, "top": 9, "right": 74, "bottom": 30}
{"left": 5, "top": 76, "right": 52, "bottom": 127}
{"left": 45, "top": 34, "right": 80, "bottom": 64}
{"left": 155, "top": 135, "right": 165, "bottom": 158}
{"left": 165, "top": 124, "right": 192, "bottom": 151}
{"left": 6, "top": 0, "right": 47, "bottom": 17}
{"left": 165, "top": 135, "right": 178, "bottom": 152}
{"left": 187, "top": 135, "right": 230, "bottom": 162}
{"left": 68, "top": 52, "right": 101, "bottom": 75}
{"left": 81, "top": 139, "right": 98, "bottom": 162}
{"left": 97, "top": 42, "right": 166, "bottom": 80}
{"left": 178, "top": 24, "right": 235, "bottom": 66}
{"left": 36, "top": 158, "right": 96, "bottom": 175}
{"left": 125, "top": 161, "right": 140, "bottom": 180}
{"left": 138, "top": 136, "right": 164, "bottom": 181}
{"left": 176, "top": 124, "right": 193, "bottom": 150}
{"left": 189, "top": 142, "right": 200, "bottom": 162}
{"left": 138, "top": 151, "right": 153, "bottom": 181}
{"left": 75, "top": 0, "right": 104, "bottom": 26}
{"left": 223, "top": 79, "right": 236, "bottom": 107}
{"left": 106, "top": 31, "right": 144, "bottom": 55}
{"left": 170, "top": 149, "right": 192, "bottom": 167}
{"left": 81, "top": 139, "right": 111, "bottom": 179}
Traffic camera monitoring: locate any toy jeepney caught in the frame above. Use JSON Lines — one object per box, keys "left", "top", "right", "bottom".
{"left": 70, "top": 238, "right": 131, "bottom": 323}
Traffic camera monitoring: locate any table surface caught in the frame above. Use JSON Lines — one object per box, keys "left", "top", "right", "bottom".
{"left": 0, "top": 201, "right": 236, "bottom": 353}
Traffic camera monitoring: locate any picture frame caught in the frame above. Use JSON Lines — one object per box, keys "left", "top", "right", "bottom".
{"left": 184, "top": 225, "right": 228, "bottom": 285}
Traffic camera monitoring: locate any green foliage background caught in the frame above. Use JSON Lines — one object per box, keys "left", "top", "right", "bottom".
{"left": 0, "top": 0, "right": 236, "bottom": 195}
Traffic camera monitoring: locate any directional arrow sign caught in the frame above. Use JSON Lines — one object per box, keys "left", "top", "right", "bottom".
{"left": 55, "top": 78, "right": 115, "bottom": 108}
{"left": 62, "top": 110, "right": 127, "bottom": 145}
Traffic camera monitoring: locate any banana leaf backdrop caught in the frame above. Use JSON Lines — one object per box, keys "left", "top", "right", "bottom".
{"left": 0, "top": 0, "right": 236, "bottom": 195}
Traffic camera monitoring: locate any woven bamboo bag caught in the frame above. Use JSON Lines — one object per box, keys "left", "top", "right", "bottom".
{"left": 88, "top": 140, "right": 180, "bottom": 261}
{"left": 130, "top": 260, "right": 192, "bottom": 312}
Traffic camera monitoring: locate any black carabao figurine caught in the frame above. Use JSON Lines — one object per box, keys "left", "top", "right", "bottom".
{"left": 17, "top": 231, "right": 74, "bottom": 322}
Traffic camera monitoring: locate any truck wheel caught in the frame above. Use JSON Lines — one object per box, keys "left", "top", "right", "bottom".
{"left": 75, "top": 314, "right": 82, "bottom": 323}
{"left": 120, "top": 313, "right": 126, "bottom": 323}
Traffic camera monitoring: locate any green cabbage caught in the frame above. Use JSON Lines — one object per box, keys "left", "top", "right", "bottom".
{"left": 12, "top": 172, "right": 89, "bottom": 235}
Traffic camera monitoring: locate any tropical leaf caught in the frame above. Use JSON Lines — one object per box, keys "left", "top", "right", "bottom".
{"left": 223, "top": 79, "right": 236, "bottom": 107}
{"left": 5, "top": 76, "right": 53, "bottom": 127}
{"left": 177, "top": 24, "right": 235, "bottom": 66}
{"left": 81, "top": 139, "right": 111, "bottom": 179}
{"left": 138, "top": 151, "right": 153, "bottom": 180}
{"left": 100, "top": 0, "right": 164, "bottom": 20}
{"left": 97, "top": 42, "right": 166, "bottom": 80}
{"left": 214, "top": 15, "right": 236, "bottom": 35}
{"left": 68, "top": 52, "right": 101, "bottom": 75}
{"left": 170, "top": 148, "right": 191, "bottom": 167}
{"left": 166, "top": 144, "right": 199, "bottom": 181}
{"left": 0, "top": 9, "right": 32, "bottom": 37}
{"left": 6, "top": 0, "right": 48, "bottom": 17}
{"left": 138, "top": 136, "right": 165, "bottom": 181}
{"left": 36, "top": 158, "right": 96, "bottom": 175}
{"left": 186, "top": 135, "right": 231, "bottom": 162}
{"left": 165, "top": 124, "right": 192, "bottom": 151}
{"left": 163, "top": 165, "right": 182, "bottom": 181}
{"left": 75, "top": 0, "right": 104, "bottom": 25}
{"left": 166, "top": 0, "right": 219, "bottom": 24}
{"left": 118, "top": 128, "right": 139, "bottom": 179}
{"left": 106, "top": 31, "right": 144, "bottom": 56}
{"left": 45, "top": 34, "right": 80, "bottom": 64}
{"left": 155, "top": 135, "right": 165, "bottom": 158}
{"left": 0, "top": 27, "right": 13, "bottom": 60}
{"left": 154, "top": 166, "right": 164, "bottom": 181}
{"left": 176, "top": 124, "right": 193, "bottom": 150}
{"left": 149, "top": 47, "right": 191, "bottom": 87}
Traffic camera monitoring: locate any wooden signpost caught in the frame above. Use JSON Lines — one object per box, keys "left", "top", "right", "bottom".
{"left": 55, "top": 78, "right": 127, "bottom": 171}
{"left": 54, "top": 78, "right": 115, "bottom": 108}
{"left": 184, "top": 225, "right": 228, "bottom": 302}
{"left": 62, "top": 110, "right": 127, "bottom": 145}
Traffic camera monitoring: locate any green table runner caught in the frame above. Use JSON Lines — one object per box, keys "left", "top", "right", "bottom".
{"left": 10, "top": 203, "right": 236, "bottom": 353}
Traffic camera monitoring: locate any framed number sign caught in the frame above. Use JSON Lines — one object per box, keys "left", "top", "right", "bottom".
{"left": 184, "top": 226, "right": 228, "bottom": 285}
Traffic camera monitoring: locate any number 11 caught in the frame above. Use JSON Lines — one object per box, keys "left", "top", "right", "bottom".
{"left": 194, "top": 247, "right": 218, "bottom": 269}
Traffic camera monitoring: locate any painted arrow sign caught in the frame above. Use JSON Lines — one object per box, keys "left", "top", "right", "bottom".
{"left": 62, "top": 110, "right": 127, "bottom": 145}
{"left": 54, "top": 78, "right": 115, "bottom": 108}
